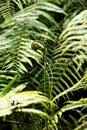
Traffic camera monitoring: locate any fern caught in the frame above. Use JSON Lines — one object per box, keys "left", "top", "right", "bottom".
{"left": 1, "top": 1, "right": 87, "bottom": 130}
{"left": 31, "top": 9, "right": 87, "bottom": 129}
{"left": 0, "top": 1, "right": 65, "bottom": 88}
{"left": 51, "top": 10, "right": 87, "bottom": 101}
{"left": 0, "top": 0, "right": 15, "bottom": 19}
{"left": 0, "top": 1, "right": 66, "bottom": 129}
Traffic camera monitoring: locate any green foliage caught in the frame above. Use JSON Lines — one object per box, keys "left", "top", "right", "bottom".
{"left": 0, "top": 1, "right": 65, "bottom": 88}
{"left": 0, "top": 78, "right": 50, "bottom": 119}
{"left": 52, "top": 9, "right": 87, "bottom": 100}
{"left": 0, "top": 0, "right": 15, "bottom": 19}
{"left": 0, "top": 0, "right": 87, "bottom": 130}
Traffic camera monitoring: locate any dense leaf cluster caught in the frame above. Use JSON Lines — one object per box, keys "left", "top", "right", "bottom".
{"left": 0, "top": 0, "right": 87, "bottom": 130}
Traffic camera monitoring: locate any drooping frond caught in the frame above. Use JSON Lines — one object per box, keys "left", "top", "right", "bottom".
{"left": 52, "top": 10, "right": 87, "bottom": 100}
{"left": 58, "top": 98, "right": 87, "bottom": 114}
{"left": 0, "top": 77, "right": 50, "bottom": 118}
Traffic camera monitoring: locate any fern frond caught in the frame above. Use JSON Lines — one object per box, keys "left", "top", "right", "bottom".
{"left": 0, "top": 1, "right": 66, "bottom": 88}
{"left": 52, "top": 10, "right": 87, "bottom": 100}
{"left": 0, "top": 79, "right": 50, "bottom": 118}
{"left": 58, "top": 98, "right": 87, "bottom": 116}
{"left": 0, "top": 1, "right": 15, "bottom": 19}
{"left": 35, "top": 2, "right": 67, "bottom": 15}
